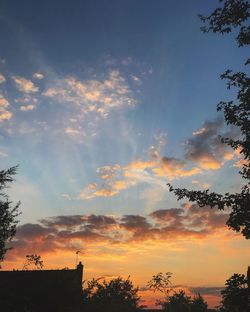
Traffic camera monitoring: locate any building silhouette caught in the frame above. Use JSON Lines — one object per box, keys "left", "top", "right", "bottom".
{"left": 248, "top": 266, "right": 250, "bottom": 309}
{"left": 0, "top": 262, "right": 83, "bottom": 312}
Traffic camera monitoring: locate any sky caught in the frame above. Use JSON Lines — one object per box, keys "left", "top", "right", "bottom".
{"left": 0, "top": 0, "right": 249, "bottom": 308}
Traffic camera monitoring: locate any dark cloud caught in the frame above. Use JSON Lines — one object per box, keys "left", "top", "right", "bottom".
{"left": 7, "top": 206, "right": 229, "bottom": 259}
{"left": 39, "top": 215, "right": 85, "bottom": 228}
{"left": 16, "top": 223, "right": 56, "bottom": 239}
{"left": 185, "top": 118, "right": 234, "bottom": 169}
{"left": 189, "top": 286, "right": 224, "bottom": 296}
{"left": 149, "top": 208, "right": 183, "bottom": 221}
{"left": 121, "top": 215, "right": 151, "bottom": 232}
{"left": 86, "top": 214, "right": 117, "bottom": 228}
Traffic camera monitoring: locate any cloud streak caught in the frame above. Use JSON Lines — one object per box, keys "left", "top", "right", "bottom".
{"left": 78, "top": 118, "right": 241, "bottom": 199}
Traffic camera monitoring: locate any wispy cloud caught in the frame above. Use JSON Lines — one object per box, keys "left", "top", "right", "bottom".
{"left": 78, "top": 118, "right": 240, "bottom": 199}
{"left": 0, "top": 150, "right": 8, "bottom": 157}
{"left": 43, "top": 70, "right": 136, "bottom": 118}
{"left": 0, "top": 66, "right": 140, "bottom": 141}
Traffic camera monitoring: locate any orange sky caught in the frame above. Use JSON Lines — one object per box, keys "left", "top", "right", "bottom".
{"left": 3, "top": 224, "right": 249, "bottom": 309}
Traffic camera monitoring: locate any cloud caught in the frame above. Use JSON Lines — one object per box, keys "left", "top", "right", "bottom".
{"left": 39, "top": 215, "right": 87, "bottom": 228}
{"left": 0, "top": 110, "right": 12, "bottom": 121}
{"left": 0, "top": 96, "right": 9, "bottom": 108}
{"left": 78, "top": 117, "right": 239, "bottom": 200}
{"left": 43, "top": 70, "right": 136, "bottom": 118}
{"left": 0, "top": 74, "right": 6, "bottom": 84}
{"left": 93, "top": 188, "right": 119, "bottom": 198}
{"left": 0, "top": 150, "right": 8, "bottom": 157}
{"left": 192, "top": 180, "right": 210, "bottom": 189}
{"left": 61, "top": 193, "right": 72, "bottom": 200}
{"left": 8, "top": 205, "right": 229, "bottom": 258}
{"left": 20, "top": 105, "right": 35, "bottom": 111}
{"left": 64, "top": 127, "right": 83, "bottom": 138}
{"left": 121, "top": 215, "right": 151, "bottom": 232}
{"left": 79, "top": 156, "right": 200, "bottom": 200}
{"left": 189, "top": 286, "right": 223, "bottom": 296}
{"left": 185, "top": 118, "right": 235, "bottom": 170}
{"left": 150, "top": 208, "right": 183, "bottom": 222}
{"left": 16, "top": 223, "right": 55, "bottom": 239}
{"left": 12, "top": 76, "right": 39, "bottom": 93}
{"left": 97, "top": 165, "right": 121, "bottom": 180}
{"left": 33, "top": 72, "right": 44, "bottom": 80}
{"left": 0, "top": 95, "right": 12, "bottom": 121}
{"left": 153, "top": 157, "right": 201, "bottom": 179}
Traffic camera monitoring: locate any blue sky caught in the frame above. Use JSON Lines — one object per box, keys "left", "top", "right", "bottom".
{"left": 1, "top": 1, "right": 249, "bottom": 306}
{"left": 1, "top": 0, "right": 246, "bottom": 219}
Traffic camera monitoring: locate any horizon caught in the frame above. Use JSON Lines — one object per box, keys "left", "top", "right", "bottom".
{"left": 0, "top": 0, "right": 249, "bottom": 309}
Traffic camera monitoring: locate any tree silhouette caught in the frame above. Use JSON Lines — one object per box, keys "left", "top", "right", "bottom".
{"left": 22, "top": 254, "right": 44, "bottom": 270}
{"left": 191, "top": 293, "right": 208, "bottom": 312}
{"left": 160, "top": 290, "right": 208, "bottom": 312}
{"left": 219, "top": 273, "right": 248, "bottom": 311}
{"left": 168, "top": 0, "right": 250, "bottom": 238}
{"left": 82, "top": 276, "right": 140, "bottom": 312}
{"left": 148, "top": 272, "right": 173, "bottom": 296}
{"left": 0, "top": 166, "right": 20, "bottom": 263}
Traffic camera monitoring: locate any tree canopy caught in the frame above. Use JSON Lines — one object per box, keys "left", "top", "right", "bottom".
{"left": 168, "top": 0, "right": 250, "bottom": 238}
{"left": 0, "top": 166, "right": 20, "bottom": 262}
{"left": 219, "top": 273, "right": 248, "bottom": 311}
{"left": 82, "top": 276, "right": 140, "bottom": 312}
{"left": 160, "top": 290, "right": 208, "bottom": 312}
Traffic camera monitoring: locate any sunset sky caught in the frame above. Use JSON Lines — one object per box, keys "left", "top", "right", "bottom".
{"left": 0, "top": 0, "right": 249, "bottom": 308}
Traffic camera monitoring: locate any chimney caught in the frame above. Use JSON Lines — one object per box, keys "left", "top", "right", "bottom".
{"left": 77, "top": 261, "right": 83, "bottom": 274}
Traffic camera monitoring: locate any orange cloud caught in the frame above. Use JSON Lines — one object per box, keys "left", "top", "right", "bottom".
{"left": 94, "top": 189, "right": 119, "bottom": 197}
{"left": 12, "top": 76, "right": 39, "bottom": 93}
{"left": 0, "top": 110, "right": 12, "bottom": 121}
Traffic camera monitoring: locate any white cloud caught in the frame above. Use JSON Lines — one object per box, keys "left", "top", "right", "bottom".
{"left": 43, "top": 70, "right": 136, "bottom": 118}
{"left": 20, "top": 105, "right": 35, "bottom": 111}
{"left": 0, "top": 74, "right": 6, "bottom": 84}
{"left": 61, "top": 193, "right": 72, "bottom": 200}
{"left": 0, "top": 150, "right": 8, "bottom": 157}
{"left": 33, "top": 72, "right": 44, "bottom": 80}
{"left": 12, "top": 76, "right": 39, "bottom": 93}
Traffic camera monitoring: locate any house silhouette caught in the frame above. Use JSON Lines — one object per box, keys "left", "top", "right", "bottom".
{"left": 0, "top": 262, "right": 83, "bottom": 312}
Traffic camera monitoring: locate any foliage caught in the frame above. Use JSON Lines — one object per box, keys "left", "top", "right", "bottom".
{"left": 199, "top": 0, "right": 250, "bottom": 47}
{"left": 148, "top": 273, "right": 208, "bottom": 312}
{"left": 160, "top": 290, "right": 208, "bottom": 312}
{"left": 191, "top": 293, "right": 208, "bottom": 312}
{"left": 219, "top": 273, "right": 248, "bottom": 312}
{"left": 148, "top": 272, "right": 173, "bottom": 296}
{"left": 168, "top": 0, "right": 250, "bottom": 238}
{"left": 22, "top": 254, "right": 44, "bottom": 270}
{"left": 0, "top": 166, "right": 20, "bottom": 262}
{"left": 82, "top": 276, "right": 140, "bottom": 312}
